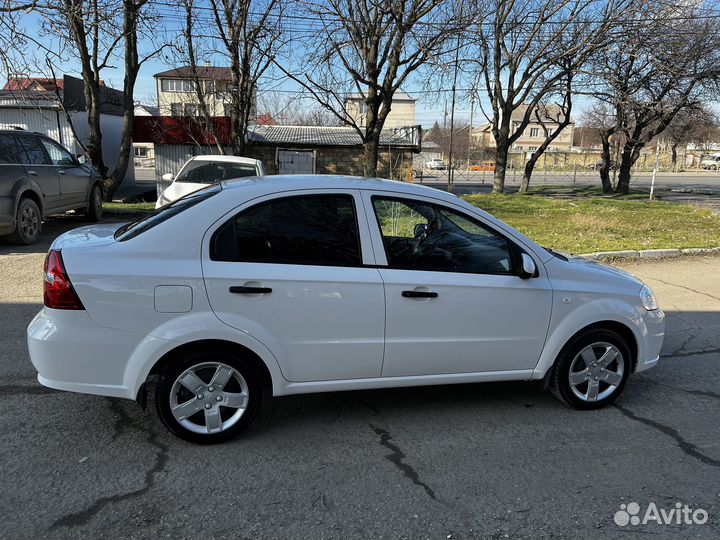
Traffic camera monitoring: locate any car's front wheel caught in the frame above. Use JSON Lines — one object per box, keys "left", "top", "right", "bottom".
{"left": 155, "top": 349, "right": 263, "bottom": 443}
{"left": 549, "top": 329, "right": 631, "bottom": 409}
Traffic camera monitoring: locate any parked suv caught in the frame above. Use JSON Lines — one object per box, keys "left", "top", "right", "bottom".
{"left": 0, "top": 129, "right": 103, "bottom": 245}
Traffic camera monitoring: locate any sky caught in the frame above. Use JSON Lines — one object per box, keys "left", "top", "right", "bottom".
{"left": 3, "top": 6, "right": 592, "bottom": 131}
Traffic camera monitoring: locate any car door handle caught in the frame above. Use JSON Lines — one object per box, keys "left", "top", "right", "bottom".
{"left": 28, "top": 170, "right": 38, "bottom": 176}
{"left": 58, "top": 170, "right": 66, "bottom": 175}
{"left": 229, "top": 286, "right": 272, "bottom": 294}
{"left": 402, "top": 290, "right": 438, "bottom": 298}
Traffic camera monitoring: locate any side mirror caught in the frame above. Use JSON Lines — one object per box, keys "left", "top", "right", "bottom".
{"left": 162, "top": 173, "right": 174, "bottom": 182}
{"left": 77, "top": 155, "right": 87, "bottom": 165}
{"left": 519, "top": 253, "right": 538, "bottom": 279}
{"left": 413, "top": 223, "right": 428, "bottom": 238}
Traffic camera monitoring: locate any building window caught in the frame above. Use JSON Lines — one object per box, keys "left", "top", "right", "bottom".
{"left": 161, "top": 79, "right": 195, "bottom": 93}
{"left": 528, "top": 146, "right": 537, "bottom": 151}
{"left": 134, "top": 146, "right": 148, "bottom": 158}
{"left": 170, "top": 103, "right": 183, "bottom": 116}
{"left": 530, "top": 127, "right": 539, "bottom": 137}
{"left": 184, "top": 103, "right": 198, "bottom": 116}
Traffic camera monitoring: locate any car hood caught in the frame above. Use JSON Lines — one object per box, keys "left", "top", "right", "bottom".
{"left": 562, "top": 255, "right": 644, "bottom": 289}
{"left": 50, "top": 223, "right": 122, "bottom": 251}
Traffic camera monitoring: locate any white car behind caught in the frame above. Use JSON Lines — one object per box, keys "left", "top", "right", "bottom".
{"left": 156, "top": 155, "right": 265, "bottom": 208}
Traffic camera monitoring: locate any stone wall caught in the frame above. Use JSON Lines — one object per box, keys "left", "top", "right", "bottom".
{"left": 244, "top": 144, "right": 415, "bottom": 180}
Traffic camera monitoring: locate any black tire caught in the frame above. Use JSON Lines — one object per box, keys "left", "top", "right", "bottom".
{"left": 549, "top": 328, "right": 632, "bottom": 410}
{"left": 6, "top": 198, "right": 41, "bottom": 245}
{"left": 85, "top": 183, "right": 103, "bottom": 222}
{"left": 155, "top": 349, "right": 263, "bottom": 444}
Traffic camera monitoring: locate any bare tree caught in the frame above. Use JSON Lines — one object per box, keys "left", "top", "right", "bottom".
{"left": 257, "top": 91, "right": 339, "bottom": 125}
{"left": 466, "top": 0, "right": 628, "bottom": 193}
{"left": 519, "top": 74, "right": 573, "bottom": 192}
{"left": 204, "top": 0, "right": 284, "bottom": 155}
{"left": 589, "top": 1, "right": 720, "bottom": 193}
{"left": 278, "top": 0, "right": 465, "bottom": 177}
{"left": 664, "top": 105, "right": 718, "bottom": 169}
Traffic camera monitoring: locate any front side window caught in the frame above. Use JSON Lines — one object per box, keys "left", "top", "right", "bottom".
{"left": 17, "top": 136, "right": 50, "bottom": 165}
{"left": 40, "top": 138, "right": 75, "bottom": 166}
{"left": 372, "top": 197, "right": 513, "bottom": 275}
{"left": 211, "top": 194, "right": 361, "bottom": 267}
{"left": 176, "top": 161, "right": 258, "bottom": 184}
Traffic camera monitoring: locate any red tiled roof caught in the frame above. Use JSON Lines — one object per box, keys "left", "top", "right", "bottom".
{"left": 2, "top": 77, "right": 107, "bottom": 92}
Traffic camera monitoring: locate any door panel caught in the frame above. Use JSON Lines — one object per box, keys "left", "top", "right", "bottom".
{"left": 203, "top": 263, "right": 385, "bottom": 382}
{"left": 379, "top": 269, "right": 552, "bottom": 376}
{"left": 17, "top": 135, "right": 60, "bottom": 211}
{"left": 202, "top": 190, "right": 385, "bottom": 382}
{"left": 40, "top": 138, "right": 90, "bottom": 206}
{"left": 364, "top": 192, "right": 553, "bottom": 377}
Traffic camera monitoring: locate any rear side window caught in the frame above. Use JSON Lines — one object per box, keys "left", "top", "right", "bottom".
{"left": 115, "top": 185, "right": 221, "bottom": 241}
{"left": 17, "top": 136, "right": 50, "bottom": 165}
{"left": 211, "top": 194, "right": 361, "bottom": 266}
{"left": 0, "top": 134, "right": 22, "bottom": 164}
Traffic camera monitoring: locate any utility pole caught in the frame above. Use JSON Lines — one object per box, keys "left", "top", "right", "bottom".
{"left": 467, "top": 95, "right": 474, "bottom": 171}
{"left": 447, "top": 35, "right": 461, "bottom": 192}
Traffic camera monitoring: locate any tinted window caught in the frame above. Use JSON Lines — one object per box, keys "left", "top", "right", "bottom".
{"left": 0, "top": 134, "right": 22, "bottom": 164}
{"left": 212, "top": 194, "right": 361, "bottom": 266}
{"left": 17, "top": 136, "right": 50, "bottom": 165}
{"left": 115, "top": 185, "right": 221, "bottom": 241}
{"left": 40, "top": 138, "right": 75, "bottom": 166}
{"left": 372, "top": 197, "right": 513, "bottom": 274}
{"left": 177, "top": 161, "right": 259, "bottom": 184}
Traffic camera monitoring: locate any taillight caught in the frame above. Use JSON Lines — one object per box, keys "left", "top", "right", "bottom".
{"left": 43, "top": 249, "right": 84, "bottom": 310}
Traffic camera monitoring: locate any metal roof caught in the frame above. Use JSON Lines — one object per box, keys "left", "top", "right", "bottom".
{"left": 247, "top": 125, "right": 420, "bottom": 148}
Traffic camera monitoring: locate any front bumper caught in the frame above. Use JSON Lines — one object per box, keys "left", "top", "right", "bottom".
{"left": 635, "top": 308, "right": 665, "bottom": 373}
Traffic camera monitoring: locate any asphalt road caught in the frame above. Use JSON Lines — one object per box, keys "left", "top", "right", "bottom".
{"left": 1, "top": 251, "right": 719, "bottom": 539}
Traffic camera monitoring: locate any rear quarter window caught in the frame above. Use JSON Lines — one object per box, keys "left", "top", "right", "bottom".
{"left": 0, "top": 134, "right": 22, "bottom": 164}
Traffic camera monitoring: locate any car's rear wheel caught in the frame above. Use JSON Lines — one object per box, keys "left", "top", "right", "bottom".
{"left": 155, "top": 350, "right": 263, "bottom": 444}
{"left": 549, "top": 329, "right": 631, "bottom": 410}
{"left": 6, "top": 198, "right": 41, "bottom": 245}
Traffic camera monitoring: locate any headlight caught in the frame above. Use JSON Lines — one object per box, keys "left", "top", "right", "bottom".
{"left": 640, "top": 285, "right": 659, "bottom": 311}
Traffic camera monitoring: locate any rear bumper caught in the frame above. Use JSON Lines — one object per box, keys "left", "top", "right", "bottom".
{"left": 27, "top": 308, "right": 144, "bottom": 400}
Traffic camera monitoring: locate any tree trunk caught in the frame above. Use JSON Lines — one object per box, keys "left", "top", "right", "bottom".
{"left": 616, "top": 144, "right": 641, "bottom": 194}
{"left": 102, "top": 0, "right": 142, "bottom": 201}
{"left": 493, "top": 139, "right": 510, "bottom": 193}
{"left": 363, "top": 136, "right": 379, "bottom": 177}
{"left": 599, "top": 130, "right": 613, "bottom": 193}
{"left": 671, "top": 143, "right": 678, "bottom": 167}
{"left": 520, "top": 154, "right": 539, "bottom": 192}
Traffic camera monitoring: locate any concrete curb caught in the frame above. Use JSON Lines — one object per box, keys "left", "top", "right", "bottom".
{"left": 579, "top": 247, "right": 720, "bottom": 261}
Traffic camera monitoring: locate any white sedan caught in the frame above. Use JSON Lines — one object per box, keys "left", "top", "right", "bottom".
{"left": 28, "top": 175, "right": 664, "bottom": 443}
{"left": 155, "top": 155, "right": 265, "bottom": 208}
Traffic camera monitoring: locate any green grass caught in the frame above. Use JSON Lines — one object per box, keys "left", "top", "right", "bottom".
{"left": 463, "top": 193, "right": 720, "bottom": 254}
{"left": 104, "top": 202, "right": 155, "bottom": 216}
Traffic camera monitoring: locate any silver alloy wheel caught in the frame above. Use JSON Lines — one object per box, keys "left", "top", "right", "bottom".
{"left": 20, "top": 204, "right": 39, "bottom": 238}
{"left": 170, "top": 362, "right": 249, "bottom": 435}
{"left": 568, "top": 342, "right": 625, "bottom": 402}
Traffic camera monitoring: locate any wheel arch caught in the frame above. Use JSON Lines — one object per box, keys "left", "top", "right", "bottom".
{"left": 144, "top": 339, "right": 275, "bottom": 398}
{"left": 539, "top": 320, "right": 639, "bottom": 387}
{"left": 15, "top": 186, "right": 43, "bottom": 216}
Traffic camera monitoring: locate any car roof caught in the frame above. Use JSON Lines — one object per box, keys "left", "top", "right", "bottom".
{"left": 189, "top": 155, "right": 261, "bottom": 165}
{"left": 221, "top": 174, "right": 458, "bottom": 201}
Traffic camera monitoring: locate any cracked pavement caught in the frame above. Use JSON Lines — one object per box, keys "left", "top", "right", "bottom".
{"left": 1, "top": 247, "right": 719, "bottom": 539}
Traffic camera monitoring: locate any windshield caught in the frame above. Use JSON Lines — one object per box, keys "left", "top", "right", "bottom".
{"left": 176, "top": 160, "right": 259, "bottom": 184}
{"left": 114, "top": 185, "right": 221, "bottom": 241}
